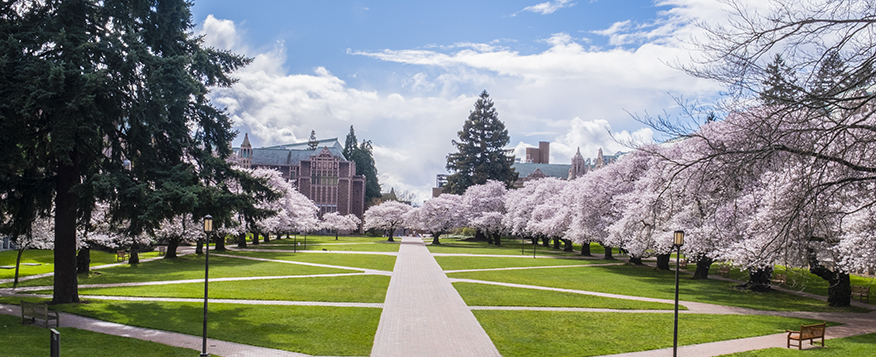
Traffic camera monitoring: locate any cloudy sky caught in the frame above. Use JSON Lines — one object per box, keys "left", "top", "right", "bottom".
{"left": 191, "top": 0, "right": 740, "bottom": 201}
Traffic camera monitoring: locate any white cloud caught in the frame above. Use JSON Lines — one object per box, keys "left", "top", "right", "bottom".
{"left": 515, "top": 0, "right": 577, "bottom": 16}
{"left": 198, "top": 0, "right": 742, "bottom": 200}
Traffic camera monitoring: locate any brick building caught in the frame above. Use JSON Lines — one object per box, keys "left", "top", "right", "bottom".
{"left": 232, "top": 133, "right": 366, "bottom": 218}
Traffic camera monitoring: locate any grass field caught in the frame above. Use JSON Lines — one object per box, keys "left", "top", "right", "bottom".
{"left": 223, "top": 250, "right": 397, "bottom": 271}
{"left": 436, "top": 255, "right": 613, "bottom": 271}
{"left": 476, "top": 310, "right": 828, "bottom": 357}
{"left": 721, "top": 332, "right": 876, "bottom": 356}
{"left": 71, "top": 274, "right": 390, "bottom": 302}
{"left": 0, "top": 314, "right": 198, "bottom": 357}
{"left": 0, "top": 249, "right": 161, "bottom": 280}
{"left": 454, "top": 282, "right": 679, "bottom": 309}
{"left": 449, "top": 264, "right": 869, "bottom": 313}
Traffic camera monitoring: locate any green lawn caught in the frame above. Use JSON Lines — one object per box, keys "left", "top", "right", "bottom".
{"left": 427, "top": 238, "right": 622, "bottom": 258}
{"left": 449, "top": 264, "right": 868, "bottom": 313}
{"left": 0, "top": 250, "right": 160, "bottom": 280}
{"left": 721, "top": 332, "right": 876, "bottom": 356}
{"left": 222, "top": 251, "right": 397, "bottom": 271}
{"left": 3, "top": 254, "right": 355, "bottom": 288}
{"left": 72, "top": 275, "right": 390, "bottom": 302}
{"left": 52, "top": 300, "right": 381, "bottom": 356}
{"left": 0, "top": 313, "right": 199, "bottom": 357}
{"left": 475, "top": 310, "right": 827, "bottom": 357}
{"left": 454, "top": 282, "right": 679, "bottom": 310}
{"left": 436, "top": 255, "right": 613, "bottom": 271}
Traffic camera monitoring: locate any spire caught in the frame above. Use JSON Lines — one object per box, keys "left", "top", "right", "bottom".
{"left": 569, "top": 147, "right": 586, "bottom": 179}
{"left": 596, "top": 148, "right": 605, "bottom": 168}
{"left": 242, "top": 133, "right": 251, "bottom": 148}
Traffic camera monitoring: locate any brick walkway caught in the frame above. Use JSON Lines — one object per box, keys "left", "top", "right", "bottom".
{"left": 370, "top": 237, "right": 501, "bottom": 357}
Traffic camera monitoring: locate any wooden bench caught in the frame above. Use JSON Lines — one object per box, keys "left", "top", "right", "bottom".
{"left": 717, "top": 265, "right": 730, "bottom": 278}
{"left": 852, "top": 285, "right": 870, "bottom": 303}
{"left": 116, "top": 250, "right": 127, "bottom": 262}
{"left": 786, "top": 322, "right": 825, "bottom": 349}
{"left": 158, "top": 246, "right": 167, "bottom": 256}
{"left": 771, "top": 273, "right": 787, "bottom": 286}
{"left": 20, "top": 301, "right": 59, "bottom": 328}
{"left": 679, "top": 258, "right": 689, "bottom": 268}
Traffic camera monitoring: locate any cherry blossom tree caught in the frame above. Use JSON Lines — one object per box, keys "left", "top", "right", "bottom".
{"left": 321, "top": 212, "right": 362, "bottom": 240}
{"left": 154, "top": 212, "right": 203, "bottom": 259}
{"left": 525, "top": 178, "right": 572, "bottom": 251}
{"left": 462, "top": 180, "right": 507, "bottom": 245}
{"left": 364, "top": 200, "right": 412, "bottom": 242}
{"left": 404, "top": 194, "right": 464, "bottom": 245}
{"left": 8, "top": 216, "right": 54, "bottom": 288}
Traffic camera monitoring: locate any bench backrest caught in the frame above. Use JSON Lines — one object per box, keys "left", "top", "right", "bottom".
{"left": 21, "top": 301, "right": 47, "bottom": 316}
{"left": 800, "top": 323, "right": 825, "bottom": 339}
{"left": 852, "top": 285, "right": 870, "bottom": 294}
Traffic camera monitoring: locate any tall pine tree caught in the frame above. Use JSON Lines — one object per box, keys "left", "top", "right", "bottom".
{"left": 445, "top": 90, "right": 517, "bottom": 194}
{"left": 0, "top": 0, "right": 253, "bottom": 303}
{"left": 760, "top": 54, "right": 799, "bottom": 105}
{"left": 344, "top": 126, "right": 381, "bottom": 205}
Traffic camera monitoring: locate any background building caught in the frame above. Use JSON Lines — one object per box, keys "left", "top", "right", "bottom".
{"left": 232, "top": 133, "right": 366, "bottom": 218}
{"left": 512, "top": 143, "right": 621, "bottom": 187}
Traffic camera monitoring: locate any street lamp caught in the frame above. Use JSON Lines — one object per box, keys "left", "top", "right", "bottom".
{"left": 672, "top": 230, "right": 685, "bottom": 357}
{"left": 201, "top": 215, "right": 213, "bottom": 357}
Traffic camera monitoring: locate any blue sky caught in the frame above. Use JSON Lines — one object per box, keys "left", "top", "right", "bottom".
{"left": 190, "top": 0, "right": 740, "bottom": 200}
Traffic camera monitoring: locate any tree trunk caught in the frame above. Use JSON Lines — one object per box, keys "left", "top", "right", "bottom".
{"left": 166, "top": 237, "right": 180, "bottom": 259}
{"left": 215, "top": 232, "right": 226, "bottom": 252}
{"left": 541, "top": 236, "right": 550, "bottom": 247}
{"left": 53, "top": 155, "right": 80, "bottom": 304}
{"left": 263, "top": 232, "right": 270, "bottom": 243}
{"left": 76, "top": 247, "right": 90, "bottom": 274}
{"left": 562, "top": 239, "right": 573, "bottom": 252}
{"left": 129, "top": 242, "right": 140, "bottom": 264}
{"left": 492, "top": 233, "right": 502, "bottom": 246}
{"left": 251, "top": 232, "right": 259, "bottom": 245}
{"left": 603, "top": 244, "right": 614, "bottom": 260}
{"left": 629, "top": 256, "right": 643, "bottom": 265}
{"left": 530, "top": 236, "right": 538, "bottom": 245}
{"left": 387, "top": 228, "right": 395, "bottom": 242}
{"left": 475, "top": 229, "right": 488, "bottom": 242}
{"left": 692, "top": 256, "right": 713, "bottom": 280}
{"left": 807, "top": 248, "right": 851, "bottom": 307}
{"left": 432, "top": 232, "right": 441, "bottom": 245}
{"left": 580, "top": 242, "right": 592, "bottom": 256}
{"left": 335, "top": 230, "right": 339, "bottom": 240}
{"left": 737, "top": 267, "right": 773, "bottom": 292}
{"left": 196, "top": 238, "right": 204, "bottom": 254}
{"left": 237, "top": 232, "right": 247, "bottom": 248}
{"left": 656, "top": 254, "right": 670, "bottom": 270}
{"left": 13, "top": 248, "right": 24, "bottom": 289}
{"left": 552, "top": 237, "right": 561, "bottom": 249}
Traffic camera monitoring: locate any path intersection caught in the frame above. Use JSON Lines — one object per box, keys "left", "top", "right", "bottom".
{"left": 0, "top": 237, "right": 872, "bottom": 356}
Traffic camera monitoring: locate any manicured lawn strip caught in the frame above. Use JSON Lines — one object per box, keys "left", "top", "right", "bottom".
{"left": 0, "top": 314, "right": 198, "bottom": 357}
{"left": 223, "top": 250, "right": 396, "bottom": 271}
{"left": 245, "top": 242, "right": 400, "bottom": 252}
{"left": 0, "top": 250, "right": 160, "bottom": 280}
{"left": 436, "top": 255, "right": 611, "bottom": 271}
{"left": 428, "top": 238, "right": 621, "bottom": 257}
{"left": 53, "top": 301, "right": 380, "bottom": 356}
{"left": 449, "top": 265, "right": 867, "bottom": 313}
{"left": 256, "top": 235, "right": 383, "bottom": 245}
{"left": 454, "top": 282, "right": 679, "bottom": 310}
{"left": 72, "top": 275, "right": 390, "bottom": 302}
{"left": 7, "top": 254, "right": 354, "bottom": 288}
{"left": 687, "top": 264, "right": 876, "bottom": 306}
{"left": 720, "top": 332, "right": 876, "bottom": 356}
{"left": 475, "top": 310, "right": 827, "bottom": 357}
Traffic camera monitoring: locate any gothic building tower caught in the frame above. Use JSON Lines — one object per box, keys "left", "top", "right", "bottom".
{"left": 239, "top": 133, "right": 252, "bottom": 169}
{"left": 568, "top": 147, "right": 587, "bottom": 179}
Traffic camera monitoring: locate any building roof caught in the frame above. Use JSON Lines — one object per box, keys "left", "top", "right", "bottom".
{"left": 234, "top": 138, "right": 349, "bottom": 167}
{"left": 512, "top": 162, "right": 571, "bottom": 179}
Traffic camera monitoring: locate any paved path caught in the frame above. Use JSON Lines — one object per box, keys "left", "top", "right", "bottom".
{"left": 370, "top": 237, "right": 501, "bottom": 357}
{"left": 0, "top": 303, "right": 308, "bottom": 357}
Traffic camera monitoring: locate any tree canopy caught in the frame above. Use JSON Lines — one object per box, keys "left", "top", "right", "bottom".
{"left": 445, "top": 90, "right": 518, "bottom": 194}
{"left": 344, "top": 126, "right": 381, "bottom": 204}
{"left": 0, "top": 0, "right": 254, "bottom": 303}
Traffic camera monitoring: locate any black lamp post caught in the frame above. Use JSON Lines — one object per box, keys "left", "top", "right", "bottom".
{"left": 672, "top": 230, "right": 684, "bottom": 357}
{"left": 201, "top": 215, "right": 212, "bottom": 357}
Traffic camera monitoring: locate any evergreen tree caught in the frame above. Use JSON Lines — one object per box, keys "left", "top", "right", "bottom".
{"left": 343, "top": 126, "right": 382, "bottom": 205}
{"left": 760, "top": 54, "right": 799, "bottom": 105}
{"left": 445, "top": 90, "right": 518, "bottom": 194}
{"left": 308, "top": 130, "right": 318, "bottom": 150}
{"left": 0, "top": 0, "right": 253, "bottom": 303}
{"left": 343, "top": 125, "right": 358, "bottom": 160}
